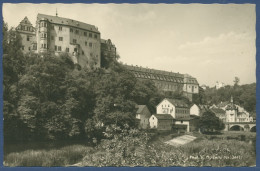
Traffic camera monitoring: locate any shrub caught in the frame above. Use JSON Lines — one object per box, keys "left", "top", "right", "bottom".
{"left": 4, "top": 145, "right": 93, "bottom": 166}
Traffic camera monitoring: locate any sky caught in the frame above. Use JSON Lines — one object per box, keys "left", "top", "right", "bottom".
{"left": 2, "top": 3, "right": 256, "bottom": 87}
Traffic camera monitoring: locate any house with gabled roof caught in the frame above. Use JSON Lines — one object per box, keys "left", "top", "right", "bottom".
{"left": 154, "top": 98, "right": 191, "bottom": 132}
{"left": 135, "top": 105, "right": 151, "bottom": 129}
{"left": 210, "top": 107, "right": 226, "bottom": 122}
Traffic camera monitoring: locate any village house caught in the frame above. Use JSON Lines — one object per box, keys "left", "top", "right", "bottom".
{"left": 135, "top": 105, "right": 151, "bottom": 129}
{"left": 190, "top": 104, "right": 200, "bottom": 116}
{"left": 154, "top": 98, "right": 191, "bottom": 132}
{"left": 212, "top": 97, "right": 254, "bottom": 123}
{"left": 149, "top": 114, "right": 174, "bottom": 131}
{"left": 210, "top": 107, "right": 226, "bottom": 122}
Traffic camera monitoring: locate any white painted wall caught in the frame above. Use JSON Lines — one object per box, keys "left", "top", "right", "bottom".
{"left": 190, "top": 104, "right": 200, "bottom": 116}
{"left": 156, "top": 99, "right": 176, "bottom": 118}
{"left": 149, "top": 115, "right": 158, "bottom": 129}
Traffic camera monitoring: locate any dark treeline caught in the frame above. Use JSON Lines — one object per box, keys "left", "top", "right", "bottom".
{"left": 193, "top": 82, "right": 256, "bottom": 113}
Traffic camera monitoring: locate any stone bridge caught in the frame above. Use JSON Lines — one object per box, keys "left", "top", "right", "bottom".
{"left": 224, "top": 122, "right": 256, "bottom": 132}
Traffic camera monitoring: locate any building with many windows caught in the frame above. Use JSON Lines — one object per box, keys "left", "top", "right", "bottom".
{"left": 124, "top": 65, "right": 199, "bottom": 101}
{"left": 35, "top": 13, "right": 101, "bottom": 68}
{"left": 16, "top": 16, "right": 37, "bottom": 53}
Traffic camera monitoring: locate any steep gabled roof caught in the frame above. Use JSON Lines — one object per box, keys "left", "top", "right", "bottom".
{"left": 20, "top": 16, "right": 32, "bottom": 26}
{"left": 210, "top": 108, "right": 225, "bottom": 117}
{"left": 153, "top": 114, "right": 174, "bottom": 120}
{"left": 123, "top": 65, "right": 199, "bottom": 84}
{"left": 37, "top": 13, "right": 100, "bottom": 33}
{"left": 136, "top": 105, "right": 146, "bottom": 114}
{"left": 217, "top": 101, "right": 229, "bottom": 108}
{"left": 165, "top": 98, "right": 189, "bottom": 108}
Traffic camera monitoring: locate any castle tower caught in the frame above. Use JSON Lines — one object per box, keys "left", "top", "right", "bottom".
{"left": 225, "top": 96, "right": 238, "bottom": 122}
{"left": 37, "top": 17, "right": 50, "bottom": 53}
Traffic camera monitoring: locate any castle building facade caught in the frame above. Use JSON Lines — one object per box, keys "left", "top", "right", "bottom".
{"left": 35, "top": 13, "right": 101, "bottom": 68}
{"left": 124, "top": 65, "right": 199, "bottom": 100}
{"left": 16, "top": 17, "right": 37, "bottom": 53}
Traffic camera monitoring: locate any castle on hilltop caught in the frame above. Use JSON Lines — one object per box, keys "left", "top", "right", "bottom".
{"left": 16, "top": 14, "right": 199, "bottom": 101}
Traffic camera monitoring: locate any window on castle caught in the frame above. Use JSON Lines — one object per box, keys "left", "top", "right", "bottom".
{"left": 89, "top": 33, "right": 92, "bottom": 38}
{"left": 44, "top": 44, "right": 46, "bottom": 49}
{"left": 75, "top": 30, "right": 79, "bottom": 34}
{"left": 59, "top": 37, "right": 63, "bottom": 41}
{"left": 51, "top": 25, "right": 54, "bottom": 30}
{"left": 42, "top": 33, "right": 47, "bottom": 38}
{"left": 55, "top": 45, "right": 57, "bottom": 51}
{"left": 70, "top": 28, "right": 73, "bottom": 32}
{"left": 82, "top": 51, "right": 84, "bottom": 55}
{"left": 33, "top": 44, "right": 37, "bottom": 50}
{"left": 85, "top": 41, "right": 87, "bottom": 46}
{"left": 73, "top": 39, "right": 77, "bottom": 44}
{"left": 59, "top": 26, "right": 62, "bottom": 31}
{"left": 58, "top": 46, "right": 61, "bottom": 51}
{"left": 27, "top": 35, "right": 30, "bottom": 41}
{"left": 44, "top": 23, "right": 47, "bottom": 27}
{"left": 94, "top": 34, "right": 98, "bottom": 39}
{"left": 84, "top": 32, "right": 87, "bottom": 36}
{"left": 66, "top": 48, "right": 69, "bottom": 52}
{"left": 89, "top": 42, "right": 92, "bottom": 47}
{"left": 28, "top": 47, "right": 31, "bottom": 51}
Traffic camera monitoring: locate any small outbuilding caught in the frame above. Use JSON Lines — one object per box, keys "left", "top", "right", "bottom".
{"left": 149, "top": 114, "right": 174, "bottom": 131}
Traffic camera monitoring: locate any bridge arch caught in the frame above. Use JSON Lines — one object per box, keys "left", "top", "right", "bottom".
{"left": 250, "top": 126, "right": 256, "bottom": 132}
{"left": 244, "top": 124, "right": 250, "bottom": 131}
{"left": 229, "top": 125, "right": 244, "bottom": 131}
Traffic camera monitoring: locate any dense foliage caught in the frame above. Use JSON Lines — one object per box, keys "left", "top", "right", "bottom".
{"left": 193, "top": 83, "right": 256, "bottom": 113}
{"left": 198, "top": 111, "right": 225, "bottom": 133}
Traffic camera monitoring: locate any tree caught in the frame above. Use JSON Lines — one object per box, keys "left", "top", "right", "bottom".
{"left": 199, "top": 111, "right": 225, "bottom": 133}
